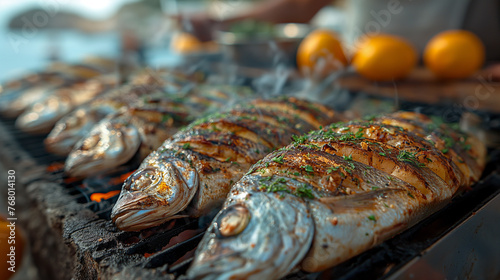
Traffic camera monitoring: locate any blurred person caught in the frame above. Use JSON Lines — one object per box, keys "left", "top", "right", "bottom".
{"left": 178, "top": 0, "right": 500, "bottom": 75}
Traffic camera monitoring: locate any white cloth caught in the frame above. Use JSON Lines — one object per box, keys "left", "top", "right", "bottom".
{"left": 343, "top": 0, "right": 470, "bottom": 53}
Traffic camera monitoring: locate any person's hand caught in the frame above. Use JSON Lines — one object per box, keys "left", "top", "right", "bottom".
{"left": 172, "top": 13, "right": 219, "bottom": 42}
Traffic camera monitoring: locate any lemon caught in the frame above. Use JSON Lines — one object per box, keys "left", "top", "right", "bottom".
{"left": 297, "top": 29, "right": 348, "bottom": 77}
{"left": 352, "top": 34, "right": 417, "bottom": 81}
{"left": 424, "top": 30, "right": 485, "bottom": 79}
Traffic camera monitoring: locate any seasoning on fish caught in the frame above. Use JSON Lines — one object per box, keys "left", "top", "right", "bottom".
{"left": 64, "top": 85, "right": 254, "bottom": 177}
{"left": 111, "top": 97, "right": 342, "bottom": 231}
{"left": 187, "top": 111, "right": 486, "bottom": 280}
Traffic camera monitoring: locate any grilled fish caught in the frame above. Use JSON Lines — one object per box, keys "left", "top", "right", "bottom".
{"left": 44, "top": 69, "right": 200, "bottom": 156}
{"left": 187, "top": 111, "right": 486, "bottom": 279}
{"left": 0, "top": 62, "right": 115, "bottom": 118}
{"left": 15, "top": 74, "right": 118, "bottom": 134}
{"left": 64, "top": 85, "right": 254, "bottom": 177}
{"left": 111, "top": 97, "right": 342, "bottom": 231}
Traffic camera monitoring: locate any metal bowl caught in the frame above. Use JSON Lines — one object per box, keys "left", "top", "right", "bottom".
{"left": 216, "top": 23, "right": 310, "bottom": 69}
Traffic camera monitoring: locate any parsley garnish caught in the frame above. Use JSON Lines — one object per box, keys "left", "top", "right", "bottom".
{"left": 397, "top": 151, "right": 426, "bottom": 167}
{"left": 301, "top": 165, "right": 314, "bottom": 173}
{"left": 327, "top": 166, "right": 339, "bottom": 174}
{"left": 295, "top": 186, "right": 315, "bottom": 199}
{"left": 272, "top": 155, "right": 285, "bottom": 164}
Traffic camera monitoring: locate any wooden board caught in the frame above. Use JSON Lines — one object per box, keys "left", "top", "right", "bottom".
{"left": 336, "top": 68, "right": 500, "bottom": 113}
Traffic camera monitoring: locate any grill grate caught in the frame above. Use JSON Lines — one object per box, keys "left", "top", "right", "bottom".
{"left": 1, "top": 107, "right": 500, "bottom": 279}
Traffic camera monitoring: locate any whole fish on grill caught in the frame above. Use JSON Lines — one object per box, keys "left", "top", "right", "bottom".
{"left": 0, "top": 61, "right": 115, "bottom": 118}
{"left": 15, "top": 74, "right": 118, "bottom": 134}
{"left": 187, "top": 111, "right": 486, "bottom": 280}
{"left": 44, "top": 69, "right": 201, "bottom": 156}
{"left": 64, "top": 85, "right": 254, "bottom": 177}
{"left": 111, "top": 97, "right": 342, "bottom": 231}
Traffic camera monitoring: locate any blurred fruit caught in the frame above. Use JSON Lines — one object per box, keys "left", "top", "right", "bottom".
{"left": 0, "top": 215, "right": 25, "bottom": 280}
{"left": 352, "top": 34, "right": 417, "bottom": 81}
{"left": 424, "top": 30, "right": 485, "bottom": 79}
{"left": 297, "top": 29, "right": 348, "bottom": 77}
{"left": 171, "top": 32, "right": 203, "bottom": 54}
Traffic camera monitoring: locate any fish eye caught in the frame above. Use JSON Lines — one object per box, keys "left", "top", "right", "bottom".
{"left": 127, "top": 168, "right": 159, "bottom": 191}
{"left": 215, "top": 204, "right": 250, "bottom": 238}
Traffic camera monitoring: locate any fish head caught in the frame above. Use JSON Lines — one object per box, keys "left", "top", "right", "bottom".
{"left": 45, "top": 107, "right": 99, "bottom": 155}
{"left": 16, "top": 95, "right": 72, "bottom": 134}
{"left": 45, "top": 103, "right": 119, "bottom": 155}
{"left": 187, "top": 188, "right": 314, "bottom": 280}
{"left": 111, "top": 155, "right": 199, "bottom": 231}
{"left": 64, "top": 115, "right": 141, "bottom": 177}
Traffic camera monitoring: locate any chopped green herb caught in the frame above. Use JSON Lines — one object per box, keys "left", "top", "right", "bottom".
{"left": 368, "top": 215, "right": 377, "bottom": 222}
{"left": 441, "top": 148, "right": 449, "bottom": 154}
{"left": 371, "top": 186, "right": 379, "bottom": 191}
{"left": 272, "top": 155, "right": 285, "bottom": 164}
{"left": 276, "top": 178, "right": 287, "bottom": 183}
{"left": 343, "top": 155, "right": 353, "bottom": 161}
{"left": 301, "top": 165, "right": 314, "bottom": 173}
{"left": 338, "top": 132, "right": 356, "bottom": 142}
{"left": 292, "top": 135, "right": 307, "bottom": 144}
{"left": 161, "top": 114, "right": 172, "bottom": 123}
{"left": 444, "top": 137, "right": 454, "bottom": 148}
{"left": 295, "top": 186, "right": 315, "bottom": 199}
{"left": 379, "top": 152, "right": 386, "bottom": 156}
{"left": 327, "top": 166, "right": 339, "bottom": 174}
{"left": 397, "top": 151, "right": 426, "bottom": 167}
{"left": 407, "top": 192, "right": 415, "bottom": 199}
{"left": 182, "top": 143, "right": 191, "bottom": 149}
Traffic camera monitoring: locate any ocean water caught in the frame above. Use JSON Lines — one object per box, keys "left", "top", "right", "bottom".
{"left": 0, "top": 28, "right": 120, "bottom": 80}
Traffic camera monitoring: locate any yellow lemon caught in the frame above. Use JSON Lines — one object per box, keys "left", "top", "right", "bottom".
{"left": 171, "top": 32, "right": 203, "bottom": 54}
{"left": 424, "top": 30, "right": 485, "bottom": 79}
{"left": 352, "top": 34, "right": 417, "bottom": 81}
{"left": 297, "top": 29, "right": 348, "bottom": 77}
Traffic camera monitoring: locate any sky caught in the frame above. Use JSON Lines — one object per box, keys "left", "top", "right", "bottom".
{"left": 0, "top": 0, "right": 136, "bottom": 28}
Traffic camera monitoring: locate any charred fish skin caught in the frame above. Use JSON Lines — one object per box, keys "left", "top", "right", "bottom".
{"left": 188, "top": 111, "right": 486, "bottom": 279}
{"left": 373, "top": 112, "right": 486, "bottom": 184}
{"left": 111, "top": 97, "right": 341, "bottom": 232}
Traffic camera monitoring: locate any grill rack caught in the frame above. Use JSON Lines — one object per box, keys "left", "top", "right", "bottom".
{"left": 1, "top": 108, "right": 500, "bottom": 280}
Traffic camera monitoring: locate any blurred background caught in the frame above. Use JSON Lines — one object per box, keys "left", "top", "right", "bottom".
{"left": 0, "top": 0, "right": 346, "bottom": 79}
